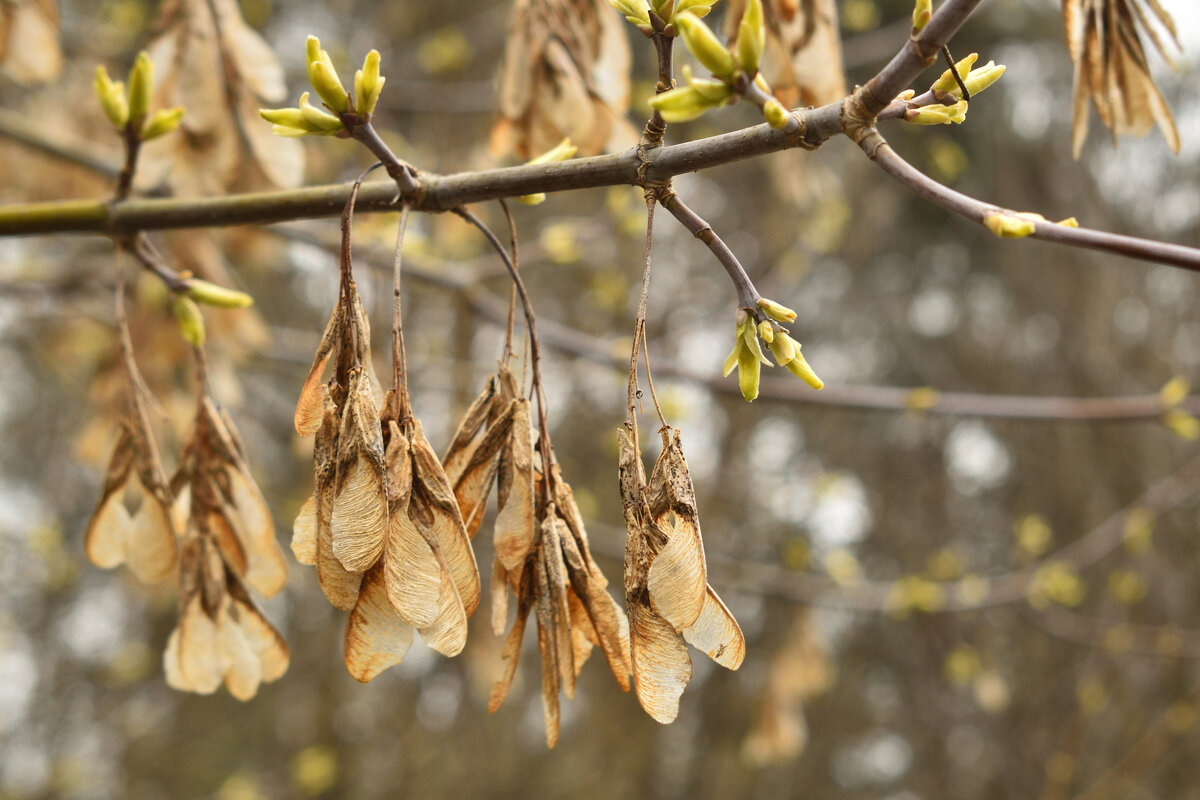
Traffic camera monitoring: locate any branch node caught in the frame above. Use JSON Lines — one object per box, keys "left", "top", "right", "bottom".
{"left": 841, "top": 89, "right": 878, "bottom": 146}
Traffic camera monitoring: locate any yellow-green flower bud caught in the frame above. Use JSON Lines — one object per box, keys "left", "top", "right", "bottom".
{"left": 931, "top": 52, "right": 978, "bottom": 96}
{"left": 259, "top": 106, "right": 311, "bottom": 136}
{"left": 299, "top": 92, "right": 346, "bottom": 132}
{"left": 652, "top": 0, "right": 674, "bottom": 17}
{"left": 757, "top": 320, "right": 774, "bottom": 343}
{"left": 127, "top": 51, "right": 154, "bottom": 128}
{"left": 738, "top": 346, "right": 761, "bottom": 401}
{"left": 784, "top": 348, "right": 823, "bottom": 390}
{"left": 611, "top": 0, "right": 651, "bottom": 26}
{"left": 768, "top": 329, "right": 797, "bottom": 365}
{"left": 983, "top": 211, "right": 1037, "bottom": 239}
{"left": 187, "top": 279, "right": 254, "bottom": 308}
{"left": 762, "top": 98, "right": 788, "bottom": 128}
{"left": 734, "top": 0, "right": 764, "bottom": 75}
{"left": 305, "top": 36, "right": 349, "bottom": 113}
{"left": 1057, "top": 216, "right": 1079, "bottom": 227}
{"left": 94, "top": 66, "right": 129, "bottom": 128}
{"left": 757, "top": 297, "right": 797, "bottom": 323}
{"left": 753, "top": 72, "right": 772, "bottom": 96}
{"left": 649, "top": 83, "right": 731, "bottom": 122}
{"left": 675, "top": 12, "right": 736, "bottom": 78}
{"left": 141, "top": 107, "right": 185, "bottom": 140}
{"left": 905, "top": 100, "right": 967, "bottom": 125}
{"left": 354, "top": 49, "right": 385, "bottom": 115}
{"left": 174, "top": 295, "right": 206, "bottom": 347}
{"left": 674, "top": 0, "right": 715, "bottom": 18}
{"left": 912, "top": 0, "right": 931, "bottom": 32}
{"left": 962, "top": 61, "right": 1005, "bottom": 97}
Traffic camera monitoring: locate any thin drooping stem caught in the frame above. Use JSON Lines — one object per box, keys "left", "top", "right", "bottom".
{"left": 497, "top": 198, "right": 519, "bottom": 364}
{"left": 339, "top": 162, "right": 385, "bottom": 374}
{"left": 659, "top": 192, "right": 762, "bottom": 309}
{"left": 273, "top": 225, "right": 1200, "bottom": 423}
{"left": 453, "top": 207, "right": 553, "bottom": 490}
{"left": 392, "top": 205, "right": 411, "bottom": 412}
{"left": 626, "top": 196, "right": 665, "bottom": 431}
{"left": 858, "top": 128, "right": 1200, "bottom": 271}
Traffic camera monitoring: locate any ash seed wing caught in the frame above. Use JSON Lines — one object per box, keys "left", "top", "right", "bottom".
{"left": 683, "top": 586, "right": 746, "bottom": 670}
{"left": 543, "top": 512, "right": 576, "bottom": 699}
{"left": 330, "top": 373, "right": 389, "bottom": 573}
{"left": 488, "top": 592, "right": 532, "bottom": 713}
{"left": 227, "top": 591, "right": 290, "bottom": 684}
{"left": 225, "top": 465, "right": 287, "bottom": 597}
{"left": 491, "top": 559, "right": 510, "bottom": 636}
{"left": 295, "top": 304, "right": 342, "bottom": 437}
{"left": 385, "top": 501, "right": 443, "bottom": 629}
{"left": 345, "top": 564, "right": 415, "bottom": 682}
{"left": 317, "top": 478, "right": 364, "bottom": 611}
{"left": 167, "top": 595, "right": 224, "bottom": 695}
{"left": 630, "top": 602, "right": 692, "bottom": 725}
{"left": 123, "top": 492, "right": 179, "bottom": 584}
{"left": 494, "top": 399, "right": 536, "bottom": 572}
{"left": 291, "top": 494, "right": 318, "bottom": 565}
{"left": 217, "top": 605, "right": 264, "bottom": 701}
{"left": 416, "top": 556, "right": 470, "bottom": 657}
{"left": 452, "top": 402, "right": 514, "bottom": 538}
{"left": 84, "top": 427, "right": 139, "bottom": 570}
{"left": 441, "top": 374, "right": 499, "bottom": 484}
{"left": 409, "top": 420, "right": 482, "bottom": 616}
{"left": 647, "top": 517, "right": 707, "bottom": 632}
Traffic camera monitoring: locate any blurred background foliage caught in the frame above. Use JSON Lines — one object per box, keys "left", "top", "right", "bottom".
{"left": 1, "top": 0, "right": 1200, "bottom": 798}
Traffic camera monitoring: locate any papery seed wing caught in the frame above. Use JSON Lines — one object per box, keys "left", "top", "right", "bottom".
{"left": 683, "top": 585, "right": 746, "bottom": 670}
{"left": 384, "top": 420, "right": 412, "bottom": 503}
{"left": 647, "top": 516, "right": 707, "bottom": 632}
{"left": 122, "top": 490, "right": 179, "bottom": 584}
{"left": 451, "top": 402, "right": 514, "bottom": 538}
{"left": 408, "top": 419, "right": 481, "bottom": 616}
{"left": 551, "top": 466, "right": 604, "bottom": 585}
{"left": 534, "top": 548, "right": 561, "bottom": 749}
{"left": 295, "top": 303, "right": 342, "bottom": 437}
{"left": 416, "top": 555, "right": 470, "bottom": 657}
{"left": 441, "top": 375, "right": 499, "bottom": 484}
{"left": 494, "top": 398, "right": 536, "bottom": 572}
{"left": 385, "top": 501, "right": 443, "bottom": 629}
{"left": 559, "top": 518, "right": 631, "bottom": 690}
{"left": 567, "top": 589, "right": 595, "bottom": 677}
{"left": 315, "top": 391, "right": 362, "bottom": 610}
{"left": 330, "top": 371, "right": 389, "bottom": 573}
{"left": 543, "top": 511, "right": 575, "bottom": 699}
{"left": 84, "top": 426, "right": 137, "bottom": 570}
{"left": 224, "top": 460, "right": 286, "bottom": 598}
{"left": 345, "top": 564, "right": 415, "bottom": 682}
{"left": 226, "top": 580, "right": 290, "bottom": 684}
{"left": 491, "top": 559, "right": 510, "bottom": 637}
{"left": 218, "top": 603, "right": 264, "bottom": 701}
{"left": 629, "top": 602, "right": 692, "bottom": 724}
{"left": 166, "top": 595, "right": 224, "bottom": 695}
{"left": 488, "top": 571, "right": 533, "bottom": 713}
{"left": 291, "top": 494, "right": 317, "bottom": 565}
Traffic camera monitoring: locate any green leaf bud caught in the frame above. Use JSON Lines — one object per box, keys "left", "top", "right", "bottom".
{"left": 784, "top": 348, "right": 823, "bottom": 390}
{"left": 611, "top": 0, "right": 651, "bottom": 26}
{"left": 649, "top": 84, "right": 730, "bottom": 123}
{"left": 675, "top": 12, "right": 736, "bottom": 78}
{"left": 931, "top": 52, "right": 977, "bottom": 96}
{"left": 94, "top": 66, "right": 129, "bottom": 128}
{"left": 299, "top": 91, "right": 346, "bottom": 133}
{"left": 762, "top": 98, "right": 788, "bottom": 128}
{"left": 305, "top": 37, "right": 349, "bottom": 113}
{"left": 757, "top": 297, "right": 797, "bottom": 323}
{"left": 141, "top": 106, "right": 185, "bottom": 140}
{"left": 187, "top": 279, "right": 254, "bottom": 308}
{"left": 983, "top": 211, "right": 1038, "bottom": 238}
{"left": 174, "top": 295, "right": 206, "bottom": 347}
{"left": 912, "top": 0, "right": 931, "bottom": 32}
{"left": 734, "top": 0, "right": 764, "bottom": 75}
{"left": 127, "top": 51, "right": 154, "bottom": 128}
{"left": 674, "top": 0, "right": 715, "bottom": 19}
{"left": 354, "top": 49, "right": 384, "bottom": 115}
{"left": 962, "top": 61, "right": 1005, "bottom": 97}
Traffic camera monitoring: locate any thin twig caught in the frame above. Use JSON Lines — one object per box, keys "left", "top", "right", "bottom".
{"left": 659, "top": 192, "right": 762, "bottom": 309}
{"left": 392, "top": 204, "right": 411, "bottom": 409}
{"left": 497, "top": 198, "right": 518, "bottom": 363}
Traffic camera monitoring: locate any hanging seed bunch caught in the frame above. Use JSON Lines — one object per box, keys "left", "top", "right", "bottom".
{"left": 438, "top": 208, "right": 631, "bottom": 748}
{"left": 164, "top": 391, "right": 289, "bottom": 698}
{"left": 486, "top": 437, "right": 633, "bottom": 748}
{"left": 292, "top": 184, "right": 480, "bottom": 681}
{"left": 620, "top": 423, "right": 745, "bottom": 723}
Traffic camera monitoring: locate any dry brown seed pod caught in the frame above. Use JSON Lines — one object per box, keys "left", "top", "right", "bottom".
{"left": 310, "top": 386, "right": 363, "bottom": 611}
{"left": 488, "top": 561, "right": 534, "bottom": 712}
{"left": 1063, "top": 0, "right": 1180, "bottom": 157}
{"left": 381, "top": 424, "right": 442, "bottom": 629}
{"left": 533, "top": 543, "right": 562, "bottom": 748}
{"left": 85, "top": 421, "right": 179, "bottom": 584}
{"left": 494, "top": 397, "right": 537, "bottom": 572}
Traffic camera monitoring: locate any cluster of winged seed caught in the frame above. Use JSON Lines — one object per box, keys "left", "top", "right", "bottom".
{"left": 86, "top": 391, "right": 289, "bottom": 700}
{"left": 291, "top": 273, "right": 479, "bottom": 680}
{"left": 442, "top": 363, "right": 632, "bottom": 748}
{"left": 620, "top": 425, "right": 745, "bottom": 724}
